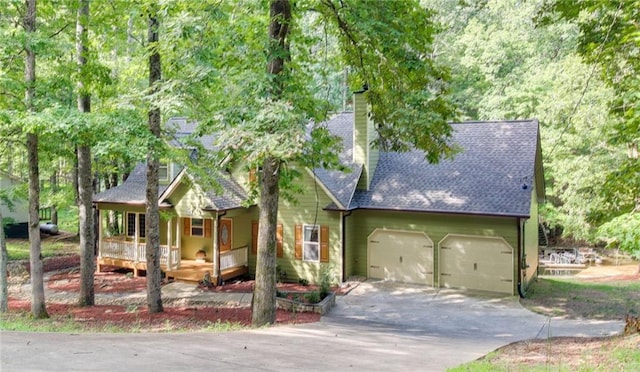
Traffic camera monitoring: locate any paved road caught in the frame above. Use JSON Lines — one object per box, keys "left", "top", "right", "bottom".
{"left": 0, "top": 281, "right": 624, "bottom": 371}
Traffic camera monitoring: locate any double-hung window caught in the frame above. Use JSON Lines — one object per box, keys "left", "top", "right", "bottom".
{"left": 303, "top": 225, "right": 320, "bottom": 262}
{"left": 159, "top": 163, "right": 169, "bottom": 182}
{"left": 191, "top": 218, "right": 204, "bottom": 237}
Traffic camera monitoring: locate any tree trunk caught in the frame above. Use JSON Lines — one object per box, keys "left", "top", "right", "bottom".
{"left": 107, "top": 171, "right": 119, "bottom": 234}
{"left": 76, "top": 0, "right": 95, "bottom": 307}
{"left": 25, "top": 0, "right": 47, "bottom": 319}
{"left": 251, "top": 157, "right": 281, "bottom": 326}
{"left": 251, "top": 0, "right": 291, "bottom": 327}
{"left": 0, "top": 208, "right": 8, "bottom": 312}
{"left": 145, "top": 8, "right": 163, "bottom": 314}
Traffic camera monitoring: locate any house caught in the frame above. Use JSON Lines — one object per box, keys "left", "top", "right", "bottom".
{"left": 1, "top": 171, "right": 29, "bottom": 238}
{"left": 93, "top": 91, "right": 544, "bottom": 295}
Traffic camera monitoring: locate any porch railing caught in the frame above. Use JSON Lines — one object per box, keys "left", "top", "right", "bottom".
{"left": 220, "top": 246, "right": 248, "bottom": 271}
{"left": 100, "top": 237, "right": 179, "bottom": 270}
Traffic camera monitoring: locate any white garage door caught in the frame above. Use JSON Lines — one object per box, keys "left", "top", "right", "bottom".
{"left": 439, "top": 234, "right": 514, "bottom": 294}
{"left": 368, "top": 229, "right": 434, "bottom": 285}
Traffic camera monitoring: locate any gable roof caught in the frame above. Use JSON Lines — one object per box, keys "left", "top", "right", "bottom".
{"left": 341, "top": 119, "right": 541, "bottom": 218}
{"left": 93, "top": 117, "right": 249, "bottom": 211}
{"left": 93, "top": 163, "right": 172, "bottom": 207}
{"left": 310, "top": 112, "right": 363, "bottom": 209}
{"left": 94, "top": 115, "right": 542, "bottom": 219}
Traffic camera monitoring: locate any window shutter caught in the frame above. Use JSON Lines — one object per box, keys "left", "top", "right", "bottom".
{"left": 294, "top": 224, "right": 302, "bottom": 260}
{"left": 320, "top": 226, "right": 329, "bottom": 263}
{"left": 251, "top": 221, "right": 258, "bottom": 254}
{"left": 204, "top": 219, "right": 212, "bottom": 238}
{"left": 277, "top": 224, "right": 283, "bottom": 258}
{"left": 183, "top": 218, "right": 191, "bottom": 236}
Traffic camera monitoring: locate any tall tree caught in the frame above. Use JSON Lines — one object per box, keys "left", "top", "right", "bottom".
{"left": 203, "top": 0, "right": 456, "bottom": 326}
{"left": 24, "top": 0, "right": 48, "bottom": 319}
{"left": 542, "top": 1, "right": 639, "bottom": 251}
{"left": 145, "top": 3, "right": 163, "bottom": 314}
{"left": 251, "top": 0, "right": 292, "bottom": 327}
{"left": 76, "top": 0, "right": 95, "bottom": 306}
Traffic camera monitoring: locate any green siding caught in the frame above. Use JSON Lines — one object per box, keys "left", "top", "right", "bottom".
{"left": 345, "top": 209, "right": 518, "bottom": 288}
{"left": 353, "top": 92, "right": 379, "bottom": 190}
{"left": 171, "top": 181, "right": 212, "bottom": 218}
{"left": 246, "top": 168, "right": 342, "bottom": 285}
{"left": 523, "top": 187, "right": 540, "bottom": 289}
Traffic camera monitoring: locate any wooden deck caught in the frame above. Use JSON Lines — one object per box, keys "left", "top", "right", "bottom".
{"left": 97, "top": 257, "right": 248, "bottom": 284}
{"left": 164, "top": 260, "right": 248, "bottom": 283}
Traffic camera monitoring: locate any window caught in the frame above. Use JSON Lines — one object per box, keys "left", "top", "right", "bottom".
{"left": 303, "top": 225, "right": 319, "bottom": 262}
{"left": 159, "top": 163, "right": 169, "bottom": 181}
{"left": 295, "top": 224, "right": 329, "bottom": 262}
{"left": 191, "top": 218, "right": 204, "bottom": 236}
{"left": 126, "top": 214, "right": 135, "bottom": 237}
{"left": 126, "top": 213, "right": 145, "bottom": 238}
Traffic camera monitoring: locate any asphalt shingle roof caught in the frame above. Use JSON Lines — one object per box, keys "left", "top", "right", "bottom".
{"left": 93, "top": 163, "right": 170, "bottom": 205}
{"left": 93, "top": 119, "right": 247, "bottom": 211}
{"left": 311, "top": 112, "right": 362, "bottom": 208}
{"left": 94, "top": 115, "right": 540, "bottom": 218}
{"left": 348, "top": 120, "right": 540, "bottom": 217}
{"left": 202, "top": 173, "right": 248, "bottom": 211}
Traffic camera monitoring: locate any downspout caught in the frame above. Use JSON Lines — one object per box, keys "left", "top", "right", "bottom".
{"left": 517, "top": 218, "right": 526, "bottom": 298}
{"left": 341, "top": 211, "right": 352, "bottom": 283}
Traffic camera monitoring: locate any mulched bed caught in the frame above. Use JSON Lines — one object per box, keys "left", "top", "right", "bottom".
{"left": 6, "top": 254, "right": 322, "bottom": 330}
{"left": 6, "top": 298, "right": 319, "bottom": 330}
{"left": 47, "top": 266, "right": 148, "bottom": 294}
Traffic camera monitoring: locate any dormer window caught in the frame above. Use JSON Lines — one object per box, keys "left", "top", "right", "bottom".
{"left": 159, "top": 163, "right": 169, "bottom": 181}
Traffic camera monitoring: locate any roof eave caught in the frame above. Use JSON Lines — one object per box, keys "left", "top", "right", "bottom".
{"left": 346, "top": 205, "right": 530, "bottom": 219}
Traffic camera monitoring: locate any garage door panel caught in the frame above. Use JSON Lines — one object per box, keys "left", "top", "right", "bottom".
{"left": 368, "top": 230, "right": 433, "bottom": 286}
{"left": 441, "top": 273, "right": 513, "bottom": 293}
{"left": 439, "top": 235, "right": 514, "bottom": 294}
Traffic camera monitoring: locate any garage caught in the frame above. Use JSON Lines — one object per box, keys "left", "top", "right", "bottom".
{"left": 439, "top": 234, "right": 514, "bottom": 294}
{"left": 368, "top": 229, "right": 434, "bottom": 285}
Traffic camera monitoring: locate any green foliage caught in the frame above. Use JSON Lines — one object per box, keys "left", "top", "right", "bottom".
{"left": 303, "top": 291, "right": 321, "bottom": 304}
{"left": 597, "top": 213, "right": 640, "bottom": 255}
{"left": 318, "top": 0, "right": 458, "bottom": 160}
{"left": 541, "top": 0, "right": 640, "bottom": 242}
{"left": 319, "top": 264, "right": 334, "bottom": 299}
{"left": 432, "top": 0, "right": 635, "bottom": 243}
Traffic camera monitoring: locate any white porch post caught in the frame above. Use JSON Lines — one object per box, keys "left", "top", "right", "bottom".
{"left": 176, "top": 218, "right": 181, "bottom": 267}
{"left": 134, "top": 213, "right": 139, "bottom": 263}
{"left": 97, "top": 209, "right": 103, "bottom": 258}
{"left": 167, "top": 217, "right": 173, "bottom": 269}
{"left": 213, "top": 214, "right": 220, "bottom": 284}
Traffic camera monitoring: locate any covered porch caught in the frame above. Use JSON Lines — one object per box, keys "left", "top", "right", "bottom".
{"left": 97, "top": 236, "right": 249, "bottom": 283}
{"left": 95, "top": 206, "right": 251, "bottom": 283}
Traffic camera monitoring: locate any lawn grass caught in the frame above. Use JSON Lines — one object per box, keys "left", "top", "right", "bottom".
{"left": 6, "top": 239, "right": 78, "bottom": 261}
{"left": 0, "top": 311, "right": 247, "bottom": 333}
{"left": 56, "top": 206, "right": 78, "bottom": 234}
{"left": 450, "top": 334, "right": 640, "bottom": 372}
{"left": 521, "top": 277, "right": 640, "bottom": 320}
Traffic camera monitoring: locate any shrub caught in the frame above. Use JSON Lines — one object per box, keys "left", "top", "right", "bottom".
{"left": 304, "top": 291, "right": 321, "bottom": 304}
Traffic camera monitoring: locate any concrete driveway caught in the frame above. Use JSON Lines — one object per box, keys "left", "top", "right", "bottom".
{"left": 0, "top": 281, "right": 624, "bottom": 371}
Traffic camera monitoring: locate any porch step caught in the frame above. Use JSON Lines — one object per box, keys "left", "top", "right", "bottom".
{"left": 165, "top": 265, "right": 248, "bottom": 284}
{"left": 221, "top": 266, "right": 249, "bottom": 283}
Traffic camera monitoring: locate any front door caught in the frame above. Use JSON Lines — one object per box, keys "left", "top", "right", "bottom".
{"left": 219, "top": 218, "right": 232, "bottom": 252}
